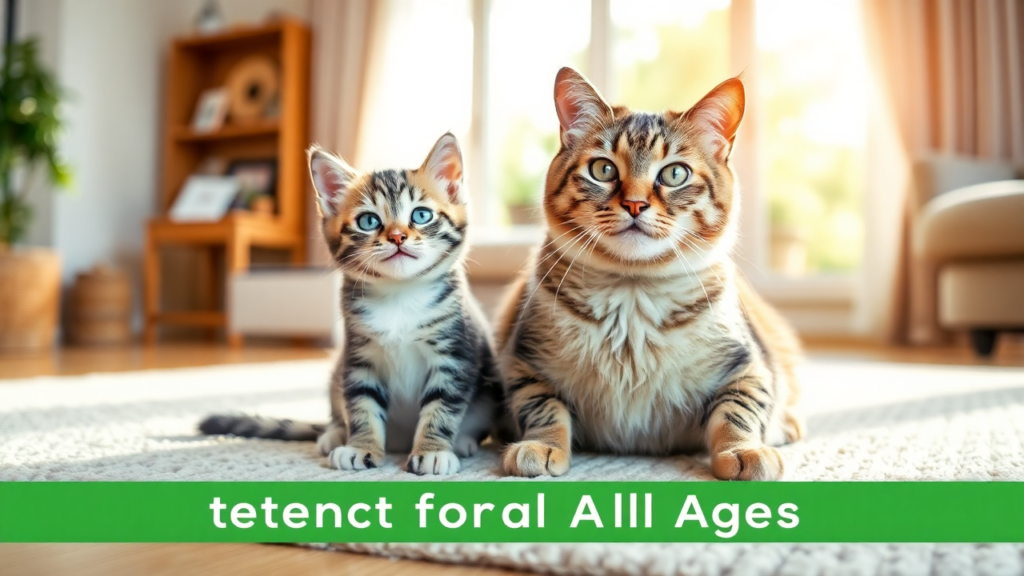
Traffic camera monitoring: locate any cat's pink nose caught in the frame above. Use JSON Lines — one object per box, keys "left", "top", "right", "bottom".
{"left": 388, "top": 231, "right": 407, "bottom": 245}
{"left": 621, "top": 200, "right": 649, "bottom": 218}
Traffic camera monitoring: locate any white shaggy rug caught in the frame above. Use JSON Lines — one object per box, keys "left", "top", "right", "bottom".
{"left": 2, "top": 357, "right": 1024, "bottom": 575}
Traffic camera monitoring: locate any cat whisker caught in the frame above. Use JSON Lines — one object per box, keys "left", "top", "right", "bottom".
{"left": 552, "top": 226, "right": 600, "bottom": 314}
{"left": 513, "top": 222, "right": 587, "bottom": 275}
{"left": 516, "top": 227, "right": 592, "bottom": 327}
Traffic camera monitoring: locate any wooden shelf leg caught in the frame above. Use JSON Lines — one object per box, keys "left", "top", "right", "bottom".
{"left": 197, "top": 247, "right": 219, "bottom": 341}
{"left": 289, "top": 242, "right": 305, "bottom": 266}
{"left": 226, "top": 236, "right": 250, "bottom": 349}
{"left": 143, "top": 232, "right": 160, "bottom": 346}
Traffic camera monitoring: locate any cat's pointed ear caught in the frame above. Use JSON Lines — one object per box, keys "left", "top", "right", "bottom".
{"left": 308, "top": 145, "right": 358, "bottom": 217}
{"left": 421, "top": 132, "right": 466, "bottom": 204}
{"left": 683, "top": 77, "right": 745, "bottom": 147}
{"left": 554, "top": 67, "right": 612, "bottom": 145}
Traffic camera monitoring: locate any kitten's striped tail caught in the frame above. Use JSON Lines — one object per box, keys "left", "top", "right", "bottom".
{"left": 198, "top": 414, "right": 325, "bottom": 441}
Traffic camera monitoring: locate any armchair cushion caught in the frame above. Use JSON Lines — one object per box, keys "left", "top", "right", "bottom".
{"left": 914, "top": 180, "right": 1024, "bottom": 261}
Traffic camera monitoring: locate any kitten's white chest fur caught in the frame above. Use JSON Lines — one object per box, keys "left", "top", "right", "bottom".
{"left": 540, "top": 273, "right": 744, "bottom": 454}
{"left": 356, "top": 282, "right": 445, "bottom": 451}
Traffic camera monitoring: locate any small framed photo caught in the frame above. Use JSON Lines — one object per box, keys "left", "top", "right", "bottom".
{"left": 191, "top": 88, "right": 229, "bottom": 133}
{"left": 227, "top": 159, "right": 278, "bottom": 212}
{"left": 169, "top": 175, "right": 241, "bottom": 222}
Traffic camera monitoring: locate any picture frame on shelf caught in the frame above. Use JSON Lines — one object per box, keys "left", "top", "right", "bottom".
{"left": 169, "top": 175, "right": 240, "bottom": 222}
{"left": 191, "top": 88, "right": 229, "bottom": 133}
{"left": 228, "top": 159, "right": 277, "bottom": 215}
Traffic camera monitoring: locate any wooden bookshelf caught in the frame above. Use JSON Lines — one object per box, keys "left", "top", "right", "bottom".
{"left": 144, "top": 19, "right": 311, "bottom": 347}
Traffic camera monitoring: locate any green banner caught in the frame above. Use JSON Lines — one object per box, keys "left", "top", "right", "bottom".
{"left": 0, "top": 482, "right": 1021, "bottom": 543}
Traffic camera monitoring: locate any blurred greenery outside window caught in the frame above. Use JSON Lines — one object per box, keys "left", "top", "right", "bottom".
{"left": 757, "top": 0, "right": 866, "bottom": 275}
{"left": 487, "top": 0, "right": 591, "bottom": 226}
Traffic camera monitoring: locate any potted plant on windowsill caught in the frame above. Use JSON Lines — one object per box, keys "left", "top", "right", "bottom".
{"left": 0, "top": 39, "right": 72, "bottom": 353}
{"left": 768, "top": 186, "right": 816, "bottom": 276}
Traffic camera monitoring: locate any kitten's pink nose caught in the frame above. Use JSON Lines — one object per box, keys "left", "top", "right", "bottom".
{"left": 621, "top": 200, "right": 650, "bottom": 218}
{"left": 387, "top": 230, "right": 407, "bottom": 245}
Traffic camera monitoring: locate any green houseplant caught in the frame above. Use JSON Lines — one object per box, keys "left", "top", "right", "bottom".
{"left": 0, "top": 38, "right": 72, "bottom": 352}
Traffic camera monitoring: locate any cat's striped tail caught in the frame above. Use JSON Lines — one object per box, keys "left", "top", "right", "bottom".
{"left": 198, "top": 414, "right": 325, "bottom": 441}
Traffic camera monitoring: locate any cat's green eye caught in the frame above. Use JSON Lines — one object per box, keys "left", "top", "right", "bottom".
{"left": 658, "top": 163, "right": 690, "bottom": 187}
{"left": 411, "top": 207, "right": 433, "bottom": 225}
{"left": 356, "top": 213, "right": 381, "bottom": 231}
{"left": 589, "top": 158, "right": 619, "bottom": 183}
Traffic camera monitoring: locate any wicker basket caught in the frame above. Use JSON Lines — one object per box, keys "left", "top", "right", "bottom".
{"left": 68, "top": 264, "right": 132, "bottom": 346}
{"left": 0, "top": 247, "right": 61, "bottom": 353}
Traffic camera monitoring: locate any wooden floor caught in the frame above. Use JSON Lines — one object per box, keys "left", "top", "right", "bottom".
{"left": 1, "top": 337, "right": 1022, "bottom": 575}
{"left": 0, "top": 544, "right": 521, "bottom": 576}
{"left": 2, "top": 337, "right": 1022, "bottom": 381}
{"left": 0, "top": 342, "right": 331, "bottom": 380}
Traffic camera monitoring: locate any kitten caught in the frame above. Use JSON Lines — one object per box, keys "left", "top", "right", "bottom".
{"left": 200, "top": 133, "right": 503, "bottom": 475}
{"left": 494, "top": 68, "right": 805, "bottom": 480}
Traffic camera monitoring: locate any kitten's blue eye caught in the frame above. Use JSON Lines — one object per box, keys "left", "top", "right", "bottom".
{"left": 658, "top": 163, "right": 690, "bottom": 187}
{"left": 589, "top": 158, "right": 618, "bottom": 182}
{"left": 356, "top": 213, "right": 381, "bottom": 231}
{"left": 411, "top": 207, "right": 433, "bottom": 225}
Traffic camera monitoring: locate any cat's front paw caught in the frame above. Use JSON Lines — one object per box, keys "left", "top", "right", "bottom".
{"left": 407, "top": 451, "right": 460, "bottom": 475}
{"left": 711, "top": 444, "right": 784, "bottom": 481}
{"left": 502, "top": 440, "right": 569, "bottom": 477}
{"left": 328, "top": 445, "right": 382, "bottom": 471}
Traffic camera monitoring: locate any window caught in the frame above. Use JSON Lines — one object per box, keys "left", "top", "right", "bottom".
{"left": 757, "top": 0, "right": 866, "bottom": 276}
{"left": 484, "top": 0, "right": 591, "bottom": 228}
{"left": 610, "top": 0, "right": 731, "bottom": 111}
{"left": 380, "top": 0, "right": 869, "bottom": 293}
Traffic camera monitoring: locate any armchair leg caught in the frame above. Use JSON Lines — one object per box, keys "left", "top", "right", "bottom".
{"left": 969, "top": 329, "right": 998, "bottom": 357}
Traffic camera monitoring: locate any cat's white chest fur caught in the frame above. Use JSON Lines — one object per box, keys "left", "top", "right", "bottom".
{"left": 542, "top": 275, "right": 743, "bottom": 454}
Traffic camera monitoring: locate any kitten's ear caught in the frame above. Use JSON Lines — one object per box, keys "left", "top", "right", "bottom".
{"left": 553, "top": 67, "right": 612, "bottom": 145}
{"left": 683, "top": 77, "right": 745, "bottom": 147}
{"left": 308, "top": 145, "right": 358, "bottom": 217}
{"left": 421, "top": 132, "right": 466, "bottom": 204}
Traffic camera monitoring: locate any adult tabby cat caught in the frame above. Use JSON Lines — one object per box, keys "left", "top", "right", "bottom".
{"left": 495, "top": 68, "right": 804, "bottom": 481}
{"left": 201, "top": 133, "right": 503, "bottom": 475}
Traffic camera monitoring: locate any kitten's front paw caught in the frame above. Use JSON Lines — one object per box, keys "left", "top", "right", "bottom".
{"left": 328, "top": 445, "right": 382, "bottom": 471}
{"left": 711, "top": 445, "right": 784, "bottom": 481}
{"left": 502, "top": 440, "right": 569, "bottom": 477}
{"left": 317, "top": 426, "right": 346, "bottom": 456}
{"left": 407, "top": 451, "right": 460, "bottom": 475}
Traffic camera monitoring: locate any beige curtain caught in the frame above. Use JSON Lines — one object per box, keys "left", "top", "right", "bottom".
{"left": 307, "top": 0, "right": 381, "bottom": 265}
{"left": 864, "top": 0, "right": 1024, "bottom": 344}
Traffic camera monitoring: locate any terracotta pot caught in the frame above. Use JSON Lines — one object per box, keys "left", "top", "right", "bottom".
{"left": 770, "top": 226, "right": 808, "bottom": 276}
{"left": 0, "top": 247, "right": 61, "bottom": 352}
{"left": 507, "top": 204, "right": 541, "bottom": 226}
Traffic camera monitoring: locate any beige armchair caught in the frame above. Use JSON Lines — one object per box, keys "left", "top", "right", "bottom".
{"left": 912, "top": 155, "right": 1024, "bottom": 356}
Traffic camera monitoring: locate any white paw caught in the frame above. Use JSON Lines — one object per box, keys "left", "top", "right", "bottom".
{"left": 328, "top": 445, "right": 381, "bottom": 471}
{"left": 317, "top": 426, "right": 346, "bottom": 456}
{"left": 407, "top": 450, "right": 460, "bottom": 475}
{"left": 454, "top": 435, "right": 479, "bottom": 457}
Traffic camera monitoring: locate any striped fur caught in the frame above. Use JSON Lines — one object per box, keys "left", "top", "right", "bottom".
{"left": 200, "top": 134, "right": 504, "bottom": 476}
{"left": 495, "top": 68, "right": 805, "bottom": 480}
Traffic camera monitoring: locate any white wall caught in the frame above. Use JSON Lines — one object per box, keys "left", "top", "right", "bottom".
{"left": 20, "top": 0, "right": 310, "bottom": 329}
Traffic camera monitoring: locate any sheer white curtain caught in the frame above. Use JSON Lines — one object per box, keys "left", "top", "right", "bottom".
{"left": 353, "top": 0, "right": 474, "bottom": 171}
{"left": 863, "top": 0, "right": 1024, "bottom": 344}
{"left": 308, "top": 0, "right": 376, "bottom": 265}
{"left": 308, "top": 0, "right": 474, "bottom": 264}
